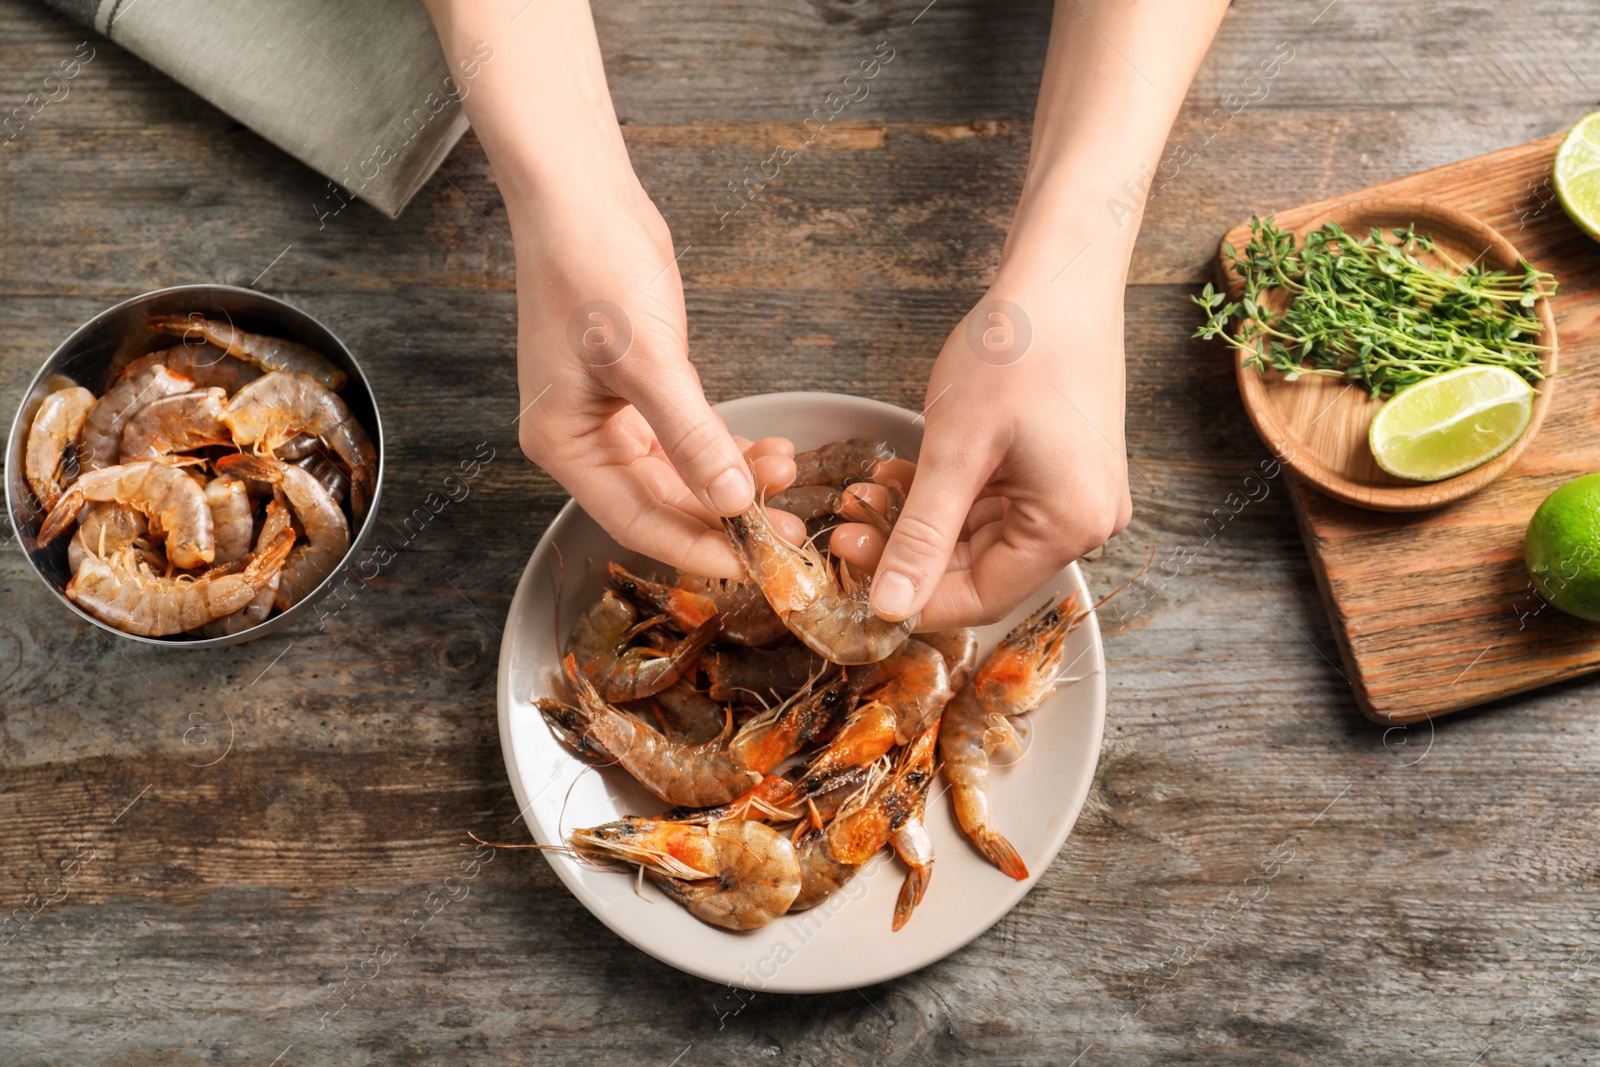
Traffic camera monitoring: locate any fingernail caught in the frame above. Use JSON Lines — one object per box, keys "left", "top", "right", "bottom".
{"left": 708, "top": 468, "right": 754, "bottom": 514}
{"left": 874, "top": 571, "right": 916, "bottom": 619}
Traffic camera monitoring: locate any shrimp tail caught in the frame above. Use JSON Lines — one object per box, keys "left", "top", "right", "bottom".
{"left": 214, "top": 452, "right": 283, "bottom": 484}
{"left": 893, "top": 865, "right": 932, "bottom": 931}
{"left": 37, "top": 488, "right": 84, "bottom": 546}
{"left": 661, "top": 615, "right": 720, "bottom": 676}
{"left": 973, "top": 829, "right": 1029, "bottom": 881}
{"left": 246, "top": 529, "right": 296, "bottom": 582}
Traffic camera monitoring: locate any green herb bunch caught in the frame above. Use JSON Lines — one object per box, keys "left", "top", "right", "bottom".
{"left": 1193, "top": 216, "right": 1557, "bottom": 397}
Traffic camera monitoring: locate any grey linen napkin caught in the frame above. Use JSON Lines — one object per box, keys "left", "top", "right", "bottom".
{"left": 39, "top": 0, "right": 470, "bottom": 218}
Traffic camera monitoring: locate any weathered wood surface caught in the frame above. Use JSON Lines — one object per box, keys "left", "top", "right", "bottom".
{"left": 1218, "top": 136, "right": 1600, "bottom": 723}
{"left": 3, "top": 0, "right": 1600, "bottom": 1063}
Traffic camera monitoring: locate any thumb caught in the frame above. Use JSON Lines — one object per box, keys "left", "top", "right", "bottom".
{"left": 871, "top": 444, "right": 988, "bottom": 621}
{"left": 610, "top": 356, "right": 754, "bottom": 516}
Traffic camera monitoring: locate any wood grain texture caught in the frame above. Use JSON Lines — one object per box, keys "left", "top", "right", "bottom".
{"left": 4, "top": 0, "right": 1600, "bottom": 1063}
{"left": 1214, "top": 135, "right": 1600, "bottom": 724}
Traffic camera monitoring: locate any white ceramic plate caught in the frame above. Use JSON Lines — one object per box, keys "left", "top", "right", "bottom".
{"left": 496, "top": 392, "right": 1106, "bottom": 993}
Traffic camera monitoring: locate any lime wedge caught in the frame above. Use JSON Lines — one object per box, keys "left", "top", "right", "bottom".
{"left": 1368, "top": 366, "right": 1534, "bottom": 482}
{"left": 1556, "top": 111, "right": 1600, "bottom": 243}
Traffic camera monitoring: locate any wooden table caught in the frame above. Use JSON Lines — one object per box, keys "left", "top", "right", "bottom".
{"left": 4, "top": 1, "right": 1598, "bottom": 1062}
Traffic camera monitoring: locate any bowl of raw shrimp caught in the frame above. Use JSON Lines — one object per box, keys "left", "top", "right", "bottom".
{"left": 4, "top": 284, "right": 384, "bottom": 646}
{"left": 496, "top": 392, "right": 1108, "bottom": 993}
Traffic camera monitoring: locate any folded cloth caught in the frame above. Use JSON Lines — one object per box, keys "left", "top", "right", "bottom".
{"left": 38, "top": 0, "right": 471, "bottom": 218}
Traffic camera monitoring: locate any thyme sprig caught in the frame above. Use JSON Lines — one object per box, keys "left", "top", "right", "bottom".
{"left": 1194, "top": 216, "right": 1556, "bottom": 398}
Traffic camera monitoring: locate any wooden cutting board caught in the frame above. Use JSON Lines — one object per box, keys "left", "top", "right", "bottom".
{"left": 1216, "top": 132, "right": 1600, "bottom": 724}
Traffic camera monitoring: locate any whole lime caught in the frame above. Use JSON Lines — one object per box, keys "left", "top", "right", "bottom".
{"left": 1526, "top": 473, "right": 1600, "bottom": 621}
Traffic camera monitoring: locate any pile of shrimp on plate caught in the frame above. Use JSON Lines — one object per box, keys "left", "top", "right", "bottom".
{"left": 523, "top": 438, "right": 1115, "bottom": 933}
{"left": 22, "top": 315, "right": 375, "bottom": 637}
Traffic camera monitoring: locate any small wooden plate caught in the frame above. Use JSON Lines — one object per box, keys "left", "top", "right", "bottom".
{"left": 1218, "top": 197, "right": 1559, "bottom": 512}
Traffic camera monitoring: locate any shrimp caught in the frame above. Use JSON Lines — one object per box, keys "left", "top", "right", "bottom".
{"left": 120, "top": 342, "right": 262, "bottom": 395}
{"left": 24, "top": 385, "right": 95, "bottom": 511}
{"left": 919, "top": 628, "right": 981, "bottom": 691}
{"left": 542, "top": 656, "right": 845, "bottom": 808}
{"left": 566, "top": 588, "right": 717, "bottom": 702}
{"left": 293, "top": 454, "right": 349, "bottom": 505}
{"left": 606, "top": 562, "right": 789, "bottom": 648}
{"left": 889, "top": 727, "right": 939, "bottom": 930}
{"left": 723, "top": 499, "right": 913, "bottom": 665}
{"left": 147, "top": 315, "right": 347, "bottom": 391}
{"left": 706, "top": 644, "right": 825, "bottom": 702}
{"left": 939, "top": 593, "right": 1086, "bottom": 881}
{"left": 66, "top": 530, "right": 294, "bottom": 637}
{"left": 215, "top": 454, "right": 349, "bottom": 609}
{"left": 67, "top": 504, "right": 152, "bottom": 574}
{"left": 80, "top": 364, "right": 194, "bottom": 470}
{"left": 568, "top": 817, "right": 801, "bottom": 931}
{"left": 203, "top": 475, "right": 254, "bottom": 565}
{"left": 539, "top": 655, "right": 763, "bottom": 807}
{"left": 791, "top": 746, "right": 930, "bottom": 912}
{"left": 119, "top": 387, "right": 231, "bottom": 461}
{"left": 198, "top": 493, "right": 290, "bottom": 637}
{"left": 791, "top": 438, "right": 896, "bottom": 488}
{"left": 39, "top": 461, "right": 215, "bottom": 569}
{"left": 650, "top": 680, "right": 729, "bottom": 745}
{"left": 221, "top": 372, "right": 376, "bottom": 521}
{"left": 847, "top": 637, "right": 953, "bottom": 743}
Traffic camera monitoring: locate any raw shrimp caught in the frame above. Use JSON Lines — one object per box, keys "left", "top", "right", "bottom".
{"left": 147, "top": 315, "right": 347, "bottom": 391}
{"left": 939, "top": 593, "right": 1085, "bottom": 881}
{"left": 39, "top": 460, "right": 216, "bottom": 569}
{"left": 605, "top": 563, "right": 718, "bottom": 633}
{"left": 791, "top": 438, "right": 896, "bottom": 488}
{"left": 204, "top": 475, "right": 254, "bottom": 565}
{"left": 66, "top": 530, "right": 294, "bottom": 637}
{"left": 293, "top": 454, "right": 349, "bottom": 505}
{"left": 791, "top": 747, "right": 930, "bottom": 912}
{"left": 767, "top": 484, "right": 897, "bottom": 537}
{"left": 198, "top": 493, "right": 290, "bottom": 637}
{"left": 607, "top": 562, "right": 790, "bottom": 648}
{"left": 80, "top": 364, "right": 194, "bottom": 470}
{"left": 120, "top": 342, "right": 262, "bottom": 395}
{"left": 216, "top": 454, "right": 349, "bottom": 609}
{"left": 539, "top": 655, "right": 764, "bottom": 807}
{"left": 847, "top": 637, "right": 952, "bottom": 743}
{"left": 706, "top": 644, "right": 825, "bottom": 702}
{"left": 119, "top": 387, "right": 231, "bottom": 461}
{"left": 221, "top": 372, "right": 376, "bottom": 520}
{"left": 566, "top": 588, "right": 717, "bottom": 702}
{"left": 275, "top": 432, "right": 321, "bottom": 460}
{"left": 723, "top": 500, "right": 914, "bottom": 665}
{"left": 725, "top": 670, "right": 850, "bottom": 775}
{"left": 24, "top": 385, "right": 94, "bottom": 511}
{"left": 67, "top": 504, "right": 150, "bottom": 574}
{"left": 568, "top": 817, "right": 801, "bottom": 931}
{"left": 919, "top": 628, "right": 981, "bottom": 691}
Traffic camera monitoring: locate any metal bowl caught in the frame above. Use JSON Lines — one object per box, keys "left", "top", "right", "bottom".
{"left": 4, "top": 284, "right": 384, "bottom": 646}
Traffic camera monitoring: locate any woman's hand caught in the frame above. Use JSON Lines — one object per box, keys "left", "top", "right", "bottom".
{"left": 831, "top": 263, "right": 1132, "bottom": 630}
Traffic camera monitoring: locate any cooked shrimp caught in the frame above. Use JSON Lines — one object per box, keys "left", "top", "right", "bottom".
{"left": 539, "top": 655, "right": 764, "bottom": 808}
{"left": 706, "top": 644, "right": 825, "bottom": 702}
{"left": 66, "top": 530, "right": 294, "bottom": 637}
{"left": 24, "top": 385, "right": 95, "bottom": 511}
{"left": 119, "top": 387, "right": 230, "bottom": 461}
{"left": 889, "top": 727, "right": 939, "bottom": 930}
{"left": 791, "top": 438, "right": 895, "bottom": 488}
{"left": 920, "top": 628, "right": 981, "bottom": 691}
{"left": 723, "top": 500, "right": 914, "bottom": 665}
{"left": 204, "top": 475, "right": 254, "bottom": 565}
{"left": 848, "top": 637, "right": 952, "bottom": 743}
{"left": 198, "top": 493, "right": 290, "bottom": 637}
{"left": 67, "top": 504, "right": 151, "bottom": 574}
{"left": 566, "top": 588, "right": 718, "bottom": 702}
{"left": 120, "top": 342, "right": 262, "bottom": 396}
{"left": 80, "top": 365, "right": 194, "bottom": 470}
{"left": 147, "top": 315, "right": 347, "bottom": 391}
{"left": 791, "top": 749, "right": 930, "bottom": 912}
{"left": 216, "top": 454, "right": 349, "bottom": 609}
{"left": 939, "top": 593, "right": 1085, "bottom": 881}
{"left": 39, "top": 461, "right": 215, "bottom": 569}
{"left": 221, "top": 372, "right": 376, "bottom": 520}
{"left": 569, "top": 817, "right": 801, "bottom": 931}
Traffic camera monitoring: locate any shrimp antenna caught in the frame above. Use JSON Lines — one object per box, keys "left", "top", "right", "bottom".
{"left": 1072, "top": 544, "right": 1154, "bottom": 626}
{"left": 549, "top": 542, "right": 566, "bottom": 645}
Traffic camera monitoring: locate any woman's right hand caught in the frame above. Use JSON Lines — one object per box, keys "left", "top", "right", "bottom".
{"left": 507, "top": 177, "right": 798, "bottom": 577}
